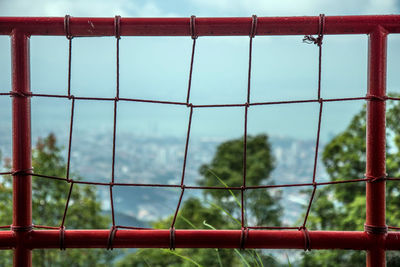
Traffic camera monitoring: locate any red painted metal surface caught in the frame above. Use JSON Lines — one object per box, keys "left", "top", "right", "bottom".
{"left": 385, "top": 232, "right": 400, "bottom": 250}
{"left": 0, "top": 231, "right": 15, "bottom": 249}
{"left": 1, "top": 230, "right": 400, "bottom": 250}
{"left": 25, "top": 230, "right": 373, "bottom": 250}
{"left": 365, "top": 27, "right": 388, "bottom": 267}
{"left": 11, "top": 30, "right": 32, "bottom": 267}
{"left": 1, "top": 15, "right": 399, "bottom": 267}
{"left": 0, "top": 15, "right": 400, "bottom": 36}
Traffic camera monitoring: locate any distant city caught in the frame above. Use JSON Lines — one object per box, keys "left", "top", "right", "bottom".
{"left": 0, "top": 125, "right": 328, "bottom": 228}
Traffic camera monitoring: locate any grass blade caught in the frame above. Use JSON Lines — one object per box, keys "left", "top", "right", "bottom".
{"left": 207, "top": 169, "right": 242, "bottom": 209}
{"left": 202, "top": 221, "right": 223, "bottom": 267}
{"left": 207, "top": 201, "right": 241, "bottom": 226}
{"left": 203, "top": 220, "right": 216, "bottom": 230}
{"left": 179, "top": 214, "right": 198, "bottom": 229}
{"left": 286, "top": 253, "right": 292, "bottom": 267}
{"left": 163, "top": 249, "right": 204, "bottom": 267}
{"left": 254, "top": 250, "right": 264, "bottom": 267}
{"left": 234, "top": 249, "right": 251, "bottom": 267}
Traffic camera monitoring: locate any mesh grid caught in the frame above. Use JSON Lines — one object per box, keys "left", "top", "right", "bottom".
{"left": 0, "top": 15, "right": 400, "bottom": 254}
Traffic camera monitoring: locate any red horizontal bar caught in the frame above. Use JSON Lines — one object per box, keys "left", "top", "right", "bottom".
{"left": 0, "top": 15, "right": 400, "bottom": 36}
{"left": 385, "top": 232, "right": 400, "bottom": 250}
{"left": 0, "top": 230, "right": 398, "bottom": 250}
{"left": 0, "top": 230, "right": 385, "bottom": 250}
{"left": 0, "top": 231, "right": 15, "bottom": 249}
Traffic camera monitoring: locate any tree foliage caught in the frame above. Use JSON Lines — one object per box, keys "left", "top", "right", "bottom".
{"left": 302, "top": 98, "right": 400, "bottom": 266}
{"left": 0, "top": 133, "right": 115, "bottom": 266}
{"left": 199, "top": 134, "right": 281, "bottom": 226}
{"left": 118, "top": 134, "right": 283, "bottom": 266}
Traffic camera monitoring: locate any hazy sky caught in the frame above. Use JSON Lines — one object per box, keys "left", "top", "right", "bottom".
{"left": 0, "top": 0, "right": 399, "bottom": 142}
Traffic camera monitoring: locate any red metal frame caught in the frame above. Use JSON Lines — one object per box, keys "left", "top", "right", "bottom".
{"left": 1, "top": 15, "right": 399, "bottom": 266}
{"left": 366, "top": 27, "right": 388, "bottom": 267}
{"left": 11, "top": 30, "right": 32, "bottom": 267}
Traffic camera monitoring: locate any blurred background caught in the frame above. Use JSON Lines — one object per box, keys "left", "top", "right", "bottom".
{"left": 0, "top": 0, "right": 400, "bottom": 266}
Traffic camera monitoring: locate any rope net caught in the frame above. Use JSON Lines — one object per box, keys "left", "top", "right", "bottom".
{"left": 0, "top": 14, "right": 399, "bottom": 252}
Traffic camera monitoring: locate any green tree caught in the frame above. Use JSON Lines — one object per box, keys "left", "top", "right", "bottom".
{"left": 118, "top": 198, "right": 280, "bottom": 267}
{"left": 199, "top": 134, "right": 281, "bottom": 226}
{"left": 118, "top": 134, "right": 283, "bottom": 266}
{"left": 302, "top": 98, "right": 400, "bottom": 266}
{"left": 0, "top": 133, "right": 115, "bottom": 266}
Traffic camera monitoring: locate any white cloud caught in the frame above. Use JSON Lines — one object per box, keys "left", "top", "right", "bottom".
{"left": 363, "top": 0, "right": 399, "bottom": 14}
{"left": 190, "top": 0, "right": 399, "bottom": 16}
{"left": 1, "top": 0, "right": 397, "bottom": 18}
{"left": 0, "top": 0, "right": 177, "bottom": 17}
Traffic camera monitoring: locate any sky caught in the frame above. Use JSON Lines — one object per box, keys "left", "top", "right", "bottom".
{"left": 1, "top": 0, "right": 399, "bottom": 243}
{"left": 0, "top": 0, "right": 400, "bottom": 143}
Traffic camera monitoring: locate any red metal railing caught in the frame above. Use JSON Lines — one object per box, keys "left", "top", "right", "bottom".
{"left": 1, "top": 15, "right": 400, "bottom": 267}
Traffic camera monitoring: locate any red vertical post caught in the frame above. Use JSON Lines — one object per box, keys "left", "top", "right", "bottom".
{"left": 11, "top": 30, "right": 32, "bottom": 266}
{"left": 365, "top": 27, "right": 388, "bottom": 267}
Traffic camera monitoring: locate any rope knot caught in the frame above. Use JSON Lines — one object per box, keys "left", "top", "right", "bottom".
{"left": 365, "top": 173, "right": 387, "bottom": 183}
{"left": 107, "top": 226, "right": 118, "bottom": 250}
{"left": 240, "top": 227, "right": 249, "bottom": 250}
{"left": 303, "top": 14, "right": 325, "bottom": 47}
{"left": 303, "top": 35, "right": 323, "bottom": 46}
{"left": 59, "top": 226, "right": 66, "bottom": 250}
{"left": 9, "top": 91, "right": 31, "bottom": 98}
{"left": 114, "top": 15, "right": 121, "bottom": 39}
{"left": 190, "top": 15, "right": 198, "bottom": 40}
{"left": 299, "top": 227, "right": 311, "bottom": 251}
{"left": 11, "top": 168, "right": 33, "bottom": 176}
{"left": 64, "top": 15, "right": 73, "bottom": 39}
{"left": 250, "top": 15, "right": 257, "bottom": 38}
{"left": 169, "top": 227, "right": 176, "bottom": 250}
{"left": 364, "top": 224, "right": 388, "bottom": 234}
{"left": 366, "top": 94, "right": 387, "bottom": 101}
